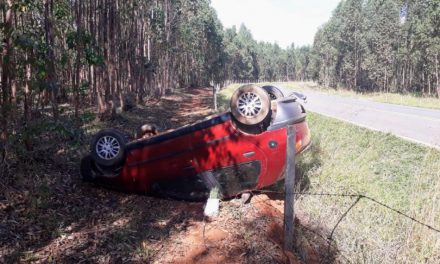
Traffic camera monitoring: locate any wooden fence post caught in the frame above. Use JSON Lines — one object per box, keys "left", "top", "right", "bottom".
{"left": 284, "top": 125, "right": 296, "bottom": 252}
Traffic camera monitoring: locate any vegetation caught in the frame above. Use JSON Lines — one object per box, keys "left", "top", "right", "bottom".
{"left": 215, "top": 0, "right": 440, "bottom": 98}
{"left": 310, "top": 0, "right": 440, "bottom": 96}
{"left": 219, "top": 84, "right": 440, "bottom": 263}
{"left": 297, "top": 112, "right": 440, "bottom": 263}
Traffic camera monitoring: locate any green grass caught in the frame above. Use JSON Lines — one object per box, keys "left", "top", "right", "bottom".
{"left": 280, "top": 81, "right": 440, "bottom": 110}
{"left": 299, "top": 113, "right": 440, "bottom": 263}
{"left": 219, "top": 84, "right": 440, "bottom": 263}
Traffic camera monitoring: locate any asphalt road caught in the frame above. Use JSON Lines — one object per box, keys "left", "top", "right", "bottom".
{"left": 301, "top": 90, "right": 440, "bottom": 149}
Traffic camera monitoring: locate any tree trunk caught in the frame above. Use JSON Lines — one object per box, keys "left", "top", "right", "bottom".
{"left": 1, "top": 0, "right": 14, "bottom": 155}
{"left": 435, "top": 53, "right": 439, "bottom": 98}
{"left": 44, "top": 0, "right": 59, "bottom": 119}
{"left": 24, "top": 54, "right": 32, "bottom": 151}
{"left": 74, "top": 0, "right": 83, "bottom": 119}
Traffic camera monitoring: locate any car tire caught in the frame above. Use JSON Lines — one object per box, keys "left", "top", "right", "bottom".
{"left": 230, "top": 84, "right": 271, "bottom": 126}
{"left": 93, "top": 162, "right": 122, "bottom": 178}
{"left": 90, "top": 129, "right": 128, "bottom": 168}
{"left": 80, "top": 155, "right": 97, "bottom": 182}
{"left": 262, "top": 85, "right": 284, "bottom": 100}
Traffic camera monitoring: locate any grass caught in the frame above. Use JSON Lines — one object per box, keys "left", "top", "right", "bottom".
{"left": 299, "top": 113, "right": 440, "bottom": 263}
{"left": 280, "top": 81, "right": 440, "bottom": 110}
{"left": 219, "top": 84, "right": 440, "bottom": 263}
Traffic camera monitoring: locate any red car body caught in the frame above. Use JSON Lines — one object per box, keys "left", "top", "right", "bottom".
{"left": 82, "top": 86, "right": 311, "bottom": 200}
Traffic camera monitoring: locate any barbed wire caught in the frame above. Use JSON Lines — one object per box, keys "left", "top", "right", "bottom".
{"left": 255, "top": 189, "right": 440, "bottom": 233}
{"left": 249, "top": 188, "right": 440, "bottom": 264}
{"left": 182, "top": 188, "right": 439, "bottom": 263}
{"left": 249, "top": 191, "right": 353, "bottom": 264}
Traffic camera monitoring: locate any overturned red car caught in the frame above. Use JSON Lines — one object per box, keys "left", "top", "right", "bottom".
{"left": 81, "top": 84, "right": 311, "bottom": 200}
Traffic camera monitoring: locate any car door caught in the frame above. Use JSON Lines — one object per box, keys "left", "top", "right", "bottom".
{"left": 190, "top": 120, "right": 268, "bottom": 197}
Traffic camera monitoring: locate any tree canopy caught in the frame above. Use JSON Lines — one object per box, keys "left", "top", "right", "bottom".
{"left": 0, "top": 0, "right": 308, "bottom": 122}
{"left": 310, "top": 0, "right": 440, "bottom": 95}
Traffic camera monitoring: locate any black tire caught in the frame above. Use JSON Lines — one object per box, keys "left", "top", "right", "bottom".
{"left": 261, "top": 85, "right": 284, "bottom": 100}
{"left": 230, "top": 84, "right": 271, "bottom": 126}
{"left": 90, "top": 129, "right": 128, "bottom": 167}
{"left": 80, "top": 155, "right": 97, "bottom": 182}
{"left": 93, "top": 162, "right": 122, "bottom": 178}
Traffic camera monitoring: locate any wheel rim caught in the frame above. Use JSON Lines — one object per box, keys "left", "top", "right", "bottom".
{"left": 237, "top": 92, "right": 263, "bottom": 118}
{"left": 95, "top": 136, "right": 120, "bottom": 160}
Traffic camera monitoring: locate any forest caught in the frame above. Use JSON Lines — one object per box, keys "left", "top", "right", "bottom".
{"left": 0, "top": 0, "right": 439, "bottom": 165}
{"left": 312, "top": 0, "right": 440, "bottom": 95}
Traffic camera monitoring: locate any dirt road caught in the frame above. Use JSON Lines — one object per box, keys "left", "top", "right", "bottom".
{"left": 301, "top": 90, "right": 440, "bottom": 149}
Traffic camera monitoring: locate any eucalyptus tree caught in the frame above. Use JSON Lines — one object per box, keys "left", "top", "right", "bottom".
{"left": 310, "top": 0, "right": 439, "bottom": 95}
{"left": 362, "top": 0, "right": 400, "bottom": 92}
{"left": 404, "top": 0, "right": 440, "bottom": 95}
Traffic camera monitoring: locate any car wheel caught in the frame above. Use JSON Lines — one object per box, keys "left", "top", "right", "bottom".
{"left": 93, "top": 162, "right": 122, "bottom": 178}
{"left": 90, "top": 129, "right": 128, "bottom": 167}
{"left": 80, "top": 155, "right": 98, "bottom": 182}
{"left": 230, "top": 84, "right": 271, "bottom": 126}
{"left": 262, "top": 85, "right": 284, "bottom": 100}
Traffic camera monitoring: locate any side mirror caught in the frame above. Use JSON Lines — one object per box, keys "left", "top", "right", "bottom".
{"left": 291, "top": 92, "right": 307, "bottom": 103}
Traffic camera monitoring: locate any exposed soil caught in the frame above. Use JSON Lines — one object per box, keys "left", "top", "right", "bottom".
{"left": 1, "top": 87, "right": 339, "bottom": 263}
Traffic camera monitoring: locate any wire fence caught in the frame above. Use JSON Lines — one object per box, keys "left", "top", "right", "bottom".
{"left": 230, "top": 188, "right": 440, "bottom": 263}
{"left": 248, "top": 191, "right": 351, "bottom": 264}
{"left": 257, "top": 189, "right": 440, "bottom": 233}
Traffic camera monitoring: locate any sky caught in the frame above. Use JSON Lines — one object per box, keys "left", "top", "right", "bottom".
{"left": 210, "top": 0, "right": 341, "bottom": 48}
